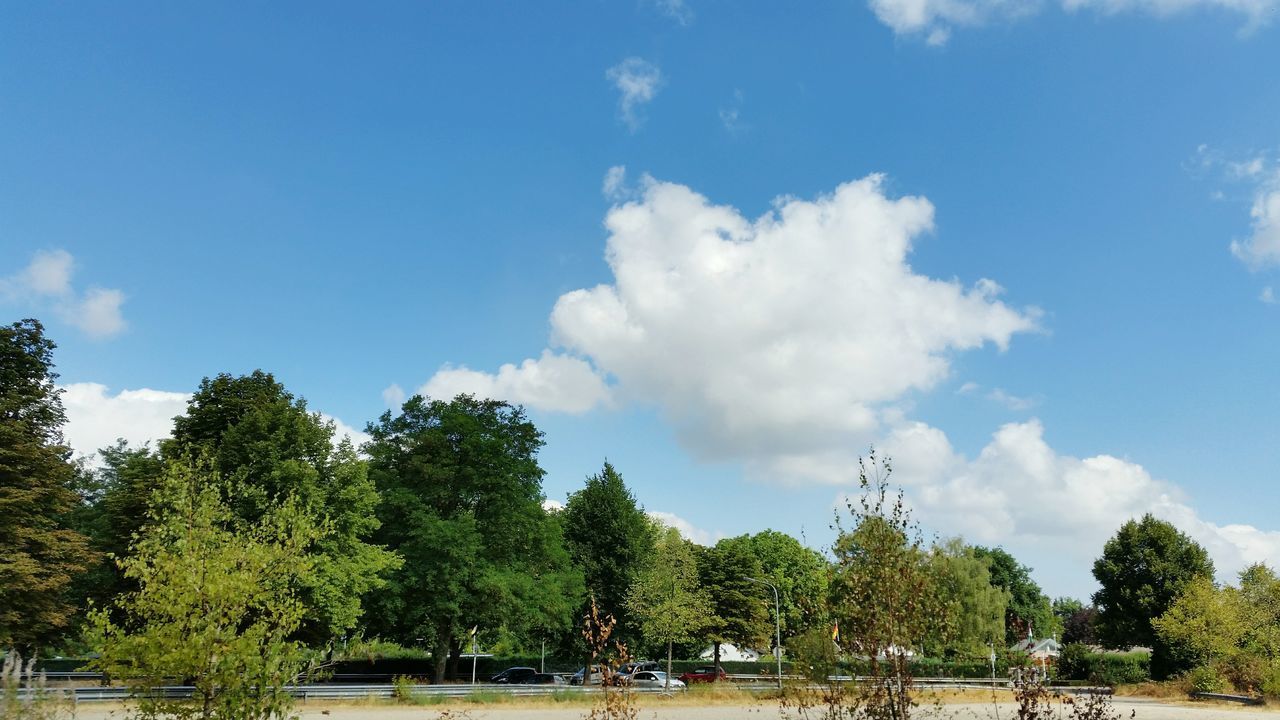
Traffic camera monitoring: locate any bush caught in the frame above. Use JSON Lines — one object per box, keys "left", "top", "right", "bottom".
{"left": 1185, "top": 665, "right": 1227, "bottom": 694}
{"left": 1054, "top": 645, "right": 1149, "bottom": 686}
{"left": 1217, "top": 652, "right": 1265, "bottom": 694}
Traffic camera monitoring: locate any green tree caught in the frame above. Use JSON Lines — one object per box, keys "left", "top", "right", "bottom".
{"left": 561, "top": 461, "right": 656, "bottom": 645}
{"left": 627, "top": 526, "right": 715, "bottom": 688}
{"left": 364, "top": 394, "right": 583, "bottom": 683}
{"left": 0, "top": 319, "right": 93, "bottom": 650}
{"left": 163, "top": 371, "right": 398, "bottom": 643}
{"left": 828, "top": 451, "right": 944, "bottom": 720}
{"left": 700, "top": 536, "right": 771, "bottom": 676}
{"left": 973, "top": 545, "right": 1058, "bottom": 644}
{"left": 925, "top": 539, "right": 1008, "bottom": 657}
{"left": 91, "top": 460, "right": 317, "bottom": 720}
{"left": 740, "top": 530, "right": 830, "bottom": 643}
{"left": 1092, "top": 514, "right": 1214, "bottom": 677}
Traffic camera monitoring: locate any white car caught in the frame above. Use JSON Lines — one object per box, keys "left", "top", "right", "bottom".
{"left": 626, "top": 670, "right": 686, "bottom": 690}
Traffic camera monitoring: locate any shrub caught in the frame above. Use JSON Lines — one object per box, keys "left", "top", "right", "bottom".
{"left": 1184, "top": 665, "right": 1226, "bottom": 694}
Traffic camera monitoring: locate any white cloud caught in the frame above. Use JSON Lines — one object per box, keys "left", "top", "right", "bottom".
{"left": 60, "top": 383, "right": 190, "bottom": 460}
{"left": 719, "top": 89, "right": 747, "bottom": 136}
{"left": 1262, "top": 286, "right": 1276, "bottom": 304}
{"left": 1230, "top": 179, "right": 1280, "bottom": 269}
{"left": 957, "top": 381, "right": 1038, "bottom": 410}
{"left": 543, "top": 498, "right": 565, "bottom": 512}
{"left": 320, "top": 412, "right": 372, "bottom": 449}
{"left": 21, "top": 249, "right": 75, "bottom": 296}
{"left": 382, "top": 383, "right": 406, "bottom": 408}
{"left": 648, "top": 510, "right": 721, "bottom": 546}
{"left": 606, "top": 58, "right": 663, "bottom": 132}
{"left": 602, "top": 165, "right": 630, "bottom": 201}
{"left": 420, "top": 349, "right": 611, "bottom": 413}
{"left": 1, "top": 250, "right": 128, "bottom": 339}
{"left": 651, "top": 0, "right": 694, "bottom": 24}
{"left": 881, "top": 418, "right": 1280, "bottom": 591}
{"left": 867, "top": 0, "right": 1276, "bottom": 42}
{"left": 69, "top": 287, "right": 127, "bottom": 339}
{"left": 867, "top": 0, "right": 1041, "bottom": 44}
{"left": 421, "top": 175, "right": 1038, "bottom": 484}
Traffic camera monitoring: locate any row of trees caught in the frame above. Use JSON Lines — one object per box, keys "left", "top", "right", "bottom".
{"left": 6, "top": 317, "right": 1266, "bottom": 711}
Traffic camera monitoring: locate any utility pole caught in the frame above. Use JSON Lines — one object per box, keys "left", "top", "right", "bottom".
{"left": 743, "top": 576, "right": 783, "bottom": 690}
{"left": 470, "top": 626, "right": 478, "bottom": 685}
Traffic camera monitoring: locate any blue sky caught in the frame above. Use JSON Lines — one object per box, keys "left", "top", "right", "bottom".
{"left": 3, "top": 0, "right": 1279, "bottom": 601}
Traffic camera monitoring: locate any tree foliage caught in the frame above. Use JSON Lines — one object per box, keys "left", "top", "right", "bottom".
{"left": 364, "top": 394, "right": 582, "bottom": 682}
{"left": 561, "top": 461, "right": 656, "bottom": 644}
{"left": 700, "top": 536, "right": 771, "bottom": 673}
{"left": 1091, "top": 513, "right": 1213, "bottom": 680}
{"left": 0, "top": 319, "right": 94, "bottom": 650}
{"left": 739, "top": 530, "right": 830, "bottom": 642}
{"left": 627, "top": 526, "right": 715, "bottom": 684}
{"left": 925, "top": 539, "right": 1008, "bottom": 657}
{"left": 91, "top": 461, "right": 316, "bottom": 720}
{"left": 973, "top": 545, "right": 1057, "bottom": 644}
{"left": 163, "top": 370, "right": 398, "bottom": 642}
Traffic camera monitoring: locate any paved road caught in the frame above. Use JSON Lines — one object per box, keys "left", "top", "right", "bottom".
{"left": 70, "top": 697, "right": 1273, "bottom": 720}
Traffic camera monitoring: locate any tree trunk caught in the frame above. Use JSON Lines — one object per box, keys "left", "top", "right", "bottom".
{"left": 713, "top": 641, "right": 722, "bottom": 682}
{"left": 447, "top": 638, "right": 462, "bottom": 682}
{"left": 666, "top": 639, "right": 673, "bottom": 691}
{"left": 432, "top": 626, "right": 451, "bottom": 684}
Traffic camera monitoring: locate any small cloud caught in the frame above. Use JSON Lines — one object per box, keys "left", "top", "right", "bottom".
{"left": 648, "top": 510, "right": 721, "bottom": 546}
{"left": 719, "top": 89, "right": 747, "bottom": 136}
{"left": 603, "top": 165, "right": 629, "bottom": 201}
{"left": 382, "top": 383, "right": 406, "bottom": 408}
{"left": 957, "top": 381, "right": 1038, "bottom": 410}
{"left": 957, "top": 381, "right": 981, "bottom": 395}
{"left": 606, "top": 58, "right": 663, "bottom": 132}
{"left": 1262, "top": 286, "right": 1276, "bottom": 304}
{"left": 320, "top": 413, "right": 372, "bottom": 449}
{"left": 543, "top": 498, "right": 565, "bottom": 512}
{"left": 650, "top": 0, "right": 694, "bottom": 24}
{"left": 1, "top": 250, "right": 128, "bottom": 339}
{"left": 1193, "top": 146, "right": 1280, "bottom": 271}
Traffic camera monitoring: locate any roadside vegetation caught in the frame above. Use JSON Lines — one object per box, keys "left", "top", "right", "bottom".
{"left": 3, "top": 316, "right": 1279, "bottom": 720}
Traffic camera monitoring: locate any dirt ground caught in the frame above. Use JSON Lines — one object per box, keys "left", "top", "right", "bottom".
{"left": 68, "top": 697, "right": 1277, "bottom": 720}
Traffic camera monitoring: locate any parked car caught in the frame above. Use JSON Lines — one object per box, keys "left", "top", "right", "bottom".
{"left": 491, "top": 666, "right": 538, "bottom": 684}
{"left": 569, "top": 665, "right": 604, "bottom": 685}
{"left": 678, "top": 666, "right": 728, "bottom": 684}
{"left": 520, "top": 673, "right": 567, "bottom": 685}
{"left": 626, "top": 671, "right": 685, "bottom": 690}
{"left": 615, "top": 660, "right": 660, "bottom": 680}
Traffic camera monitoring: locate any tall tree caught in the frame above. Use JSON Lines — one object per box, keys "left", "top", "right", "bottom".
{"left": 627, "top": 526, "right": 715, "bottom": 689}
{"left": 0, "top": 319, "right": 93, "bottom": 649}
{"left": 163, "top": 371, "right": 398, "bottom": 643}
{"left": 829, "top": 452, "right": 943, "bottom": 720}
{"left": 700, "top": 536, "right": 771, "bottom": 676}
{"left": 1092, "top": 514, "right": 1214, "bottom": 677}
{"left": 561, "top": 461, "right": 656, "bottom": 644}
{"left": 91, "top": 461, "right": 316, "bottom": 720}
{"left": 740, "top": 530, "right": 830, "bottom": 643}
{"left": 364, "top": 394, "right": 582, "bottom": 683}
{"left": 925, "top": 539, "right": 1008, "bottom": 657}
{"left": 973, "top": 545, "right": 1058, "bottom": 644}
{"left": 1053, "top": 597, "right": 1099, "bottom": 646}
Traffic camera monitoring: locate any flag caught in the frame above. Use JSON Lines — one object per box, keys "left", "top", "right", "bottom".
{"left": 831, "top": 621, "right": 840, "bottom": 644}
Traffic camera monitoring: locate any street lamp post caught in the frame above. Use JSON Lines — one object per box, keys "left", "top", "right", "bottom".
{"left": 743, "top": 576, "right": 783, "bottom": 690}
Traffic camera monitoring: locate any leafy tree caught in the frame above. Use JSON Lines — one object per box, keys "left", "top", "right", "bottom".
{"left": 1092, "top": 514, "right": 1214, "bottom": 677}
{"left": 364, "top": 394, "right": 583, "bottom": 683}
{"left": 91, "top": 460, "right": 317, "bottom": 720}
{"left": 561, "top": 461, "right": 656, "bottom": 645}
{"left": 700, "top": 536, "right": 771, "bottom": 676}
{"left": 925, "top": 539, "right": 1008, "bottom": 657}
{"left": 67, "top": 441, "right": 165, "bottom": 615}
{"left": 0, "top": 319, "right": 93, "bottom": 650}
{"left": 163, "top": 371, "right": 398, "bottom": 643}
{"left": 973, "top": 545, "right": 1058, "bottom": 644}
{"left": 740, "top": 530, "right": 830, "bottom": 643}
{"left": 627, "top": 526, "right": 715, "bottom": 688}
{"left": 828, "top": 452, "right": 943, "bottom": 720}
{"left": 1052, "top": 598, "right": 1099, "bottom": 646}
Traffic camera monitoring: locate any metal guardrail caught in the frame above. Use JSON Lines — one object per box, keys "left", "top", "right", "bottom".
{"left": 1189, "top": 692, "right": 1264, "bottom": 705}
{"left": 12, "top": 677, "right": 1114, "bottom": 704}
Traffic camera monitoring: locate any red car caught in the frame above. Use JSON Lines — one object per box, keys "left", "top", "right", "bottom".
{"left": 678, "top": 666, "right": 728, "bottom": 684}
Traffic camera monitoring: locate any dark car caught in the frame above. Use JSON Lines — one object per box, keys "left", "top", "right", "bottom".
{"left": 678, "top": 666, "right": 728, "bottom": 684}
{"left": 491, "top": 666, "right": 538, "bottom": 684}
{"left": 520, "top": 673, "right": 567, "bottom": 685}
